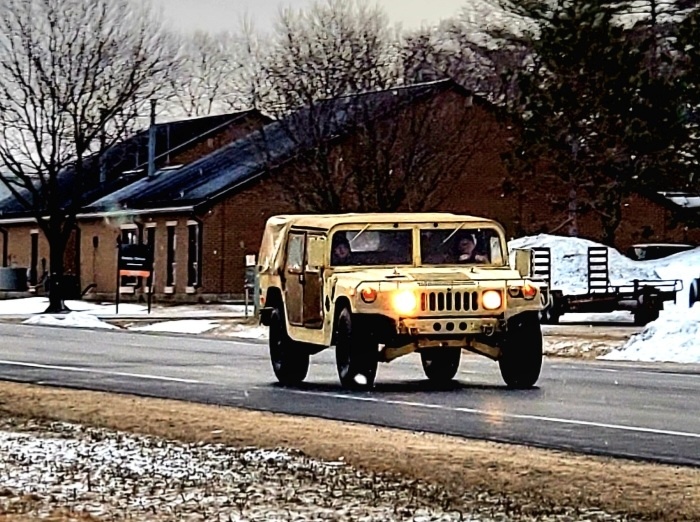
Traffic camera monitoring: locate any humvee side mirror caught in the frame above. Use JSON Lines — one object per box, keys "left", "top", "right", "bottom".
{"left": 513, "top": 249, "right": 532, "bottom": 277}
{"left": 307, "top": 236, "right": 326, "bottom": 270}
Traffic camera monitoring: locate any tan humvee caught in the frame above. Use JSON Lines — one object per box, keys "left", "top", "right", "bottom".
{"left": 257, "top": 213, "right": 549, "bottom": 390}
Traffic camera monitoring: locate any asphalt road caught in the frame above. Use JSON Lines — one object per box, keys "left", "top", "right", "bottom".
{"left": 1, "top": 322, "right": 699, "bottom": 466}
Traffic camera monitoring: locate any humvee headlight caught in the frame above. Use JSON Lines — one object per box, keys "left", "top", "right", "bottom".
{"left": 360, "top": 287, "right": 378, "bottom": 303}
{"left": 392, "top": 290, "right": 417, "bottom": 315}
{"left": 522, "top": 283, "right": 537, "bottom": 300}
{"left": 482, "top": 290, "right": 502, "bottom": 310}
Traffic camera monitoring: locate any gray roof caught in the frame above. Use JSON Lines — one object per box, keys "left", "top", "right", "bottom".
{"left": 86, "top": 80, "right": 461, "bottom": 213}
{"left": 0, "top": 111, "right": 264, "bottom": 218}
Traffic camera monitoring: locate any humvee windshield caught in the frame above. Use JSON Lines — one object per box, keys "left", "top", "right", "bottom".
{"left": 420, "top": 227, "right": 504, "bottom": 265}
{"left": 331, "top": 229, "right": 413, "bottom": 266}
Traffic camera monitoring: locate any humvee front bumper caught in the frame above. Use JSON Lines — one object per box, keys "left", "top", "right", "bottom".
{"left": 397, "top": 316, "right": 504, "bottom": 336}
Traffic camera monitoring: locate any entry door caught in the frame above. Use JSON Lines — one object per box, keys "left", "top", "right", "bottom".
{"left": 284, "top": 233, "right": 305, "bottom": 325}
{"left": 302, "top": 234, "right": 324, "bottom": 328}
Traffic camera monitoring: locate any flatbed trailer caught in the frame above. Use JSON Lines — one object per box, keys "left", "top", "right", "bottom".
{"left": 532, "top": 247, "right": 682, "bottom": 326}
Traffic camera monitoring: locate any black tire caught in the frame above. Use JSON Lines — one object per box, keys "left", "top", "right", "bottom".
{"left": 334, "top": 307, "right": 378, "bottom": 390}
{"left": 499, "top": 312, "right": 543, "bottom": 389}
{"left": 269, "top": 307, "right": 309, "bottom": 386}
{"left": 633, "top": 307, "right": 659, "bottom": 326}
{"left": 689, "top": 279, "right": 699, "bottom": 309}
{"left": 421, "top": 348, "right": 461, "bottom": 383}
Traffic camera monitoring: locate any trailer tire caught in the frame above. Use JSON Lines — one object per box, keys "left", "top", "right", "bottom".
{"left": 689, "top": 279, "right": 700, "bottom": 308}
{"left": 633, "top": 306, "right": 659, "bottom": 326}
{"left": 499, "top": 312, "right": 543, "bottom": 389}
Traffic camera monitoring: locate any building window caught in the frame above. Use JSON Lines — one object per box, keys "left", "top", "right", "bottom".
{"left": 144, "top": 225, "right": 156, "bottom": 290}
{"left": 187, "top": 221, "right": 202, "bottom": 288}
{"left": 29, "top": 231, "right": 39, "bottom": 286}
{"left": 166, "top": 225, "right": 176, "bottom": 288}
{"left": 0, "top": 229, "right": 7, "bottom": 268}
{"left": 120, "top": 226, "right": 141, "bottom": 288}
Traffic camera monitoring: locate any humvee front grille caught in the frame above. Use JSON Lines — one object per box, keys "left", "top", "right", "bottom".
{"left": 420, "top": 291, "right": 479, "bottom": 312}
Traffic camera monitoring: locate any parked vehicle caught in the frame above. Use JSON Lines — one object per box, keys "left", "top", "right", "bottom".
{"left": 534, "top": 247, "right": 682, "bottom": 326}
{"left": 256, "top": 213, "right": 549, "bottom": 390}
{"left": 625, "top": 243, "right": 695, "bottom": 261}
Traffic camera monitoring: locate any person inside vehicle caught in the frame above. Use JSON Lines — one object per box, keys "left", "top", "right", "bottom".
{"left": 332, "top": 235, "right": 352, "bottom": 265}
{"left": 454, "top": 233, "right": 488, "bottom": 263}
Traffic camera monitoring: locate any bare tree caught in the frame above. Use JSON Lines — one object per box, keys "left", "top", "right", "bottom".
{"left": 245, "top": 0, "right": 496, "bottom": 213}
{"left": 267, "top": 83, "right": 499, "bottom": 213}
{"left": 260, "top": 0, "right": 402, "bottom": 115}
{"left": 0, "top": 0, "right": 174, "bottom": 312}
{"left": 166, "top": 31, "right": 251, "bottom": 118}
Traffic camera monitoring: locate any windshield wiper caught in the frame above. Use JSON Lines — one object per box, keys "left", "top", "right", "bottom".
{"left": 441, "top": 222, "right": 466, "bottom": 245}
{"left": 349, "top": 223, "right": 371, "bottom": 245}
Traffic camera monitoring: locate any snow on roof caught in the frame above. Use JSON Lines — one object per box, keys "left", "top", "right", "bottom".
{"left": 659, "top": 192, "right": 700, "bottom": 209}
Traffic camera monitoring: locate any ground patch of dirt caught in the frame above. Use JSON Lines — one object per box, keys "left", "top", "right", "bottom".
{"left": 0, "top": 381, "right": 698, "bottom": 521}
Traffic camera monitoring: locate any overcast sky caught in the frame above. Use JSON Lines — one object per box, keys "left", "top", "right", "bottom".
{"left": 155, "top": 0, "right": 466, "bottom": 33}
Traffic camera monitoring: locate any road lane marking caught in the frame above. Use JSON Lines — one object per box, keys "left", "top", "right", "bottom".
{"left": 285, "top": 389, "right": 700, "bottom": 440}
{"left": 0, "top": 360, "right": 202, "bottom": 384}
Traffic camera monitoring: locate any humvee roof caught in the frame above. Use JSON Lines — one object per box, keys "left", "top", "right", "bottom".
{"left": 258, "top": 213, "right": 499, "bottom": 272}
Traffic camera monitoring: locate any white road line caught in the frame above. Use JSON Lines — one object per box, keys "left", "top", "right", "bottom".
{"left": 287, "top": 389, "right": 700, "bottom": 439}
{"left": 549, "top": 365, "right": 700, "bottom": 379}
{"left": 0, "top": 360, "right": 202, "bottom": 384}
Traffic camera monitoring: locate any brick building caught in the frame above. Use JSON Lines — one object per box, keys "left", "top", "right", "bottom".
{"left": 1, "top": 80, "right": 698, "bottom": 302}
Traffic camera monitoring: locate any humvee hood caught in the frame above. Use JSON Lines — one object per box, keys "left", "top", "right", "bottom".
{"left": 334, "top": 266, "right": 526, "bottom": 284}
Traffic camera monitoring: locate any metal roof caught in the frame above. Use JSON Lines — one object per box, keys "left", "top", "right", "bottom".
{"left": 86, "top": 80, "right": 461, "bottom": 213}
{"left": 0, "top": 110, "right": 265, "bottom": 219}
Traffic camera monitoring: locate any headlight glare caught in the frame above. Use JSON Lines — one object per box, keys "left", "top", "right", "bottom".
{"left": 392, "top": 290, "right": 417, "bottom": 315}
{"left": 482, "top": 290, "right": 502, "bottom": 310}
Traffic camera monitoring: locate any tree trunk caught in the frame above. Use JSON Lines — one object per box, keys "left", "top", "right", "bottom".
{"left": 567, "top": 185, "right": 579, "bottom": 237}
{"left": 44, "top": 222, "right": 69, "bottom": 313}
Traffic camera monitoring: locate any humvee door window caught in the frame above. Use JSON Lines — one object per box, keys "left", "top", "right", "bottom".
{"left": 331, "top": 229, "right": 412, "bottom": 266}
{"left": 421, "top": 228, "right": 501, "bottom": 265}
{"left": 286, "top": 234, "right": 305, "bottom": 273}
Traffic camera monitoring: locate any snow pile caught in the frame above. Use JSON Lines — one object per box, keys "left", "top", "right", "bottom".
{"left": 600, "top": 305, "right": 700, "bottom": 364}
{"left": 23, "top": 312, "right": 118, "bottom": 330}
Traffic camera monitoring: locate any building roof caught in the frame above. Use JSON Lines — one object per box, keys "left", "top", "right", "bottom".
{"left": 85, "top": 80, "right": 467, "bottom": 214}
{"left": 0, "top": 110, "right": 267, "bottom": 219}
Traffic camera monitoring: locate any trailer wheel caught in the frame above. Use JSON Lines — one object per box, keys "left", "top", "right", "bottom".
{"left": 269, "top": 308, "right": 309, "bottom": 386}
{"left": 689, "top": 279, "right": 700, "bottom": 308}
{"left": 633, "top": 306, "right": 659, "bottom": 326}
{"left": 499, "top": 312, "right": 543, "bottom": 389}
{"left": 335, "top": 307, "right": 378, "bottom": 390}
{"left": 421, "top": 347, "right": 461, "bottom": 383}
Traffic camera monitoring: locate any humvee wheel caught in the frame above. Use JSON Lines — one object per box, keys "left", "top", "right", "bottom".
{"left": 335, "top": 307, "right": 378, "bottom": 390}
{"left": 421, "top": 348, "right": 461, "bottom": 383}
{"left": 269, "top": 308, "right": 309, "bottom": 386}
{"left": 499, "top": 312, "right": 543, "bottom": 389}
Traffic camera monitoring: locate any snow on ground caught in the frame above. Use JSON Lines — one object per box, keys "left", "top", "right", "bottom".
{"left": 23, "top": 312, "right": 119, "bottom": 330}
{"left": 1, "top": 418, "right": 521, "bottom": 522}
{"left": 601, "top": 305, "right": 700, "bottom": 364}
{"left": 130, "top": 319, "right": 220, "bottom": 334}
{"left": 0, "top": 297, "right": 147, "bottom": 316}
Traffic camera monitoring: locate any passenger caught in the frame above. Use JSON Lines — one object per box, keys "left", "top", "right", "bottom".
{"left": 454, "top": 234, "right": 489, "bottom": 263}
{"left": 332, "top": 235, "right": 352, "bottom": 265}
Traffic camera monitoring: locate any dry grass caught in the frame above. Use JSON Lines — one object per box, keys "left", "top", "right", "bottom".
{"left": 0, "top": 381, "right": 698, "bottom": 521}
